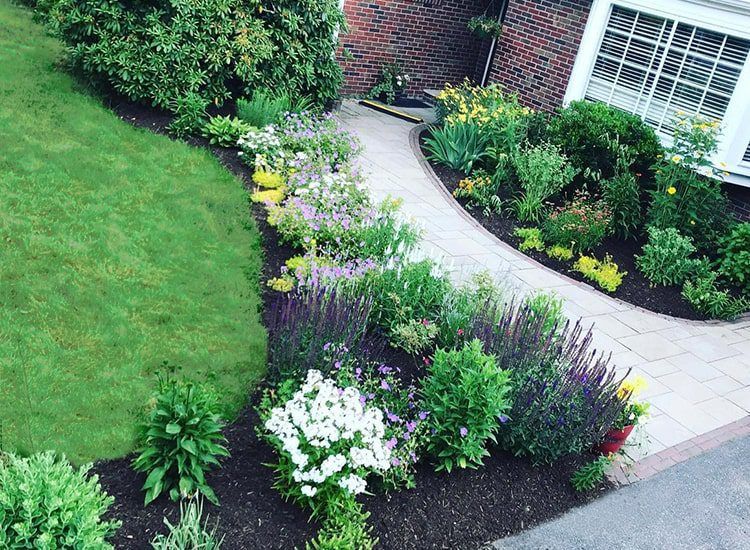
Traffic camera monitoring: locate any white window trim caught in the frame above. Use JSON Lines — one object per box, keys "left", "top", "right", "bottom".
{"left": 565, "top": 0, "right": 750, "bottom": 186}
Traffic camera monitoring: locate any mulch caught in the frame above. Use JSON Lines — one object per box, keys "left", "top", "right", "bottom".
{"left": 418, "top": 130, "right": 711, "bottom": 321}
{"left": 89, "top": 96, "right": 611, "bottom": 550}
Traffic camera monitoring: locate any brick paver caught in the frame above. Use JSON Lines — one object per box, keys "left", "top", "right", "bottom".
{"left": 338, "top": 100, "right": 750, "bottom": 458}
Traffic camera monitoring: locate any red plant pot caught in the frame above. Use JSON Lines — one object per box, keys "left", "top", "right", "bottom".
{"left": 595, "top": 424, "right": 635, "bottom": 455}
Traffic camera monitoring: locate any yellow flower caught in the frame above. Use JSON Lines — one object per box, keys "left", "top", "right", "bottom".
{"left": 618, "top": 375, "right": 648, "bottom": 400}
{"left": 671, "top": 154, "right": 683, "bottom": 164}
{"left": 667, "top": 186, "right": 677, "bottom": 195}
{"left": 267, "top": 277, "right": 294, "bottom": 293}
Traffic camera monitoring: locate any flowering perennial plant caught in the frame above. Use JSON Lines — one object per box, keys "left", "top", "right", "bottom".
{"left": 436, "top": 80, "right": 531, "bottom": 127}
{"left": 263, "top": 370, "right": 392, "bottom": 516}
{"left": 543, "top": 193, "right": 612, "bottom": 253}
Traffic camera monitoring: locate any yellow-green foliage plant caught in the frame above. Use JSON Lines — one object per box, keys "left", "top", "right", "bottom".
{"left": 574, "top": 255, "right": 627, "bottom": 293}
{"left": 0, "top": 3, "right": 266, "bottom": 463}
{"left": 546, "top": 245, "right": 574, "bottom": 262}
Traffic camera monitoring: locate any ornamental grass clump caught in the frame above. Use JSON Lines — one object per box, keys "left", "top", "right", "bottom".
{"left": 466, "top": 301, "right": 629, "bottom": 464}
{"left": 267, "top": 286, "right": 378, "bottom": 382}
{"left": 0, "top": 451, "right": 120, "bottom": 549}
{"left": 421, "top": 339, "right": 511, "bottom": 472}
{"left": 262, "top": 370, "right": 392, "bottom": 518}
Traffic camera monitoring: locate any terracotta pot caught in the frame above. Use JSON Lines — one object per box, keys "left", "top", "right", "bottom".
{"left": 595, "top": 424, "right": 635, "bottom": 455}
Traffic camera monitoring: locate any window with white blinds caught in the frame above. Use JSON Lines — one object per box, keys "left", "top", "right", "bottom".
{"left": 584, "top": 5, "right": 750, "bottom": 134}
{"left": 743, "top": 142, "right": 750, "bottom": 164}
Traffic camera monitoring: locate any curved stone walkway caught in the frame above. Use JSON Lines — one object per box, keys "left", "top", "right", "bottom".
{"left": 338, "top": 100, "right": 750, "bottom": 459}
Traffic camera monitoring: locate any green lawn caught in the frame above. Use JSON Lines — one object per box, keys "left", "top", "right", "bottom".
{"left": 0, "top": 1, "right": 266, "bottom": 463}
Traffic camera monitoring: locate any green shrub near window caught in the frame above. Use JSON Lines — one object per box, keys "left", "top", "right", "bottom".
{"left": 0, "top": 451, "right": 120, "bottom": 548}
{"left": 546, "top": 100, "right": 662, "bottom": 181}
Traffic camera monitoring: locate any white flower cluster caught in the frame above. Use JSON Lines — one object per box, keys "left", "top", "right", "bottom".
{"left": 265, "top": 370, "right": 391, "bottom": 498}
{"left": 237, "top": 125, "right": 286, "bottom": 169}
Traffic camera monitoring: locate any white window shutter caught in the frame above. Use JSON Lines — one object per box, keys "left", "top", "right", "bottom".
{"left": 584, "top": 5, "right": 750, "bottom": 135}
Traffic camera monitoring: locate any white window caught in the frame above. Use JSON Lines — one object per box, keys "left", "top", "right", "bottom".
{"left": 566, "top": 0, "right": 750, "bottom": 185}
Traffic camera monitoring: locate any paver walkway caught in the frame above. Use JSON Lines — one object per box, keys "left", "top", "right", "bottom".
{"left": 337, "top": 100, "right": 750, "bottom": 458}
{"left": 492, "top": 435, "right": 750, "bottom": 550}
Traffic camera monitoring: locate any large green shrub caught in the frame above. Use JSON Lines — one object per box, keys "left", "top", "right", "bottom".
{"left": 43, "top": 0, "right": 343, "bottom": 116}
{"left": 421, "top": 339, "right": 512, "bottom": 472}
{"left": 547, "top": 100, "right": 662, "bottom": 180}
{"left": 0, "top": 452, "right": 120, "bottom": 548}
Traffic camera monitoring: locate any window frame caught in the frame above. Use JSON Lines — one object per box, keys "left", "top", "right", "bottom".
{"left": 565, "top": 0, "right": 750, "bottom": 184}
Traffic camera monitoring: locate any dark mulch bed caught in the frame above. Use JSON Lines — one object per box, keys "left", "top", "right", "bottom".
{"left": 418, "top": 130, "right": 710, "bottom": 321}
{"left": 90, "top": 97, "right": 610, "bottom": 550}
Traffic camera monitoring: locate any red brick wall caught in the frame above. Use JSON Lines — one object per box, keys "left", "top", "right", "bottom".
{"left": 338, "top": 0, "right": 488, "bottom": 97}
{"left": 487, "top": 0, "right": 592, "bottom": 111}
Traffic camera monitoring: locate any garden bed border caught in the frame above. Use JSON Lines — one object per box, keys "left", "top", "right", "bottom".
{"left": 408, "top": 123, "right": 750, "bottom": 327}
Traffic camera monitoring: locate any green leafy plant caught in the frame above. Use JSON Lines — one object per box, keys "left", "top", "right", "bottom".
{"left": 682, "top": 272, "right": 750, "bottom": 320}
{"left": 305, "top": 501, "right": 377, "bottom": 550}
{"left": 524, "top": 291, "right": 565, "bottom": 339}
{"left": 543, "top": 192, "right": 612, "bottom": 253}
{"left": 452, "top": 171, "right": 503, "bottom": 214}
{"left": 602, "top": 153, "right": 643, "bottom": 240}
{"left": 424, "top": 122, "right": 490, "bottom": 173}
{"left": 467, "top": 14, "right": 502, "bottom": 39}
{"left": 636, "top": 226, "right": 702, "bottom": 287}
{"left": 512, "top": 142, "right": 576, "bottom": 222}
{"left": 570, "top": 455, "right": 614, "bottom": 492}
{"left": 369, "top": 61, "right": 410, "bottom": 104}
{"left": 0, "top": 451, "right": 120, "bottom": 548}
{"left": 514, "top": 227, "right": 545, "bottom": 252}
{"left": 574, "top": 255, "right": 627, "bottom": 292}
{"left": 717, "top": 222, "right": 750, "bottom": 294}
{"left": 646, "top": 113, "right": 730, "bottom": 249}
{"left": 168, "top": 92, "right": 209, "bottom": 138}
{"left": 390, "top": 318, "right": 439, "bottom": 355}
{"left": 547, "top": 100, "right": 662, "bottom": 180}
{"left": 151, "top": 498, "right": 223, "bottom": 550}
{"left": 421, "top": 339, "right": 511, "bottom": 472}
{"left": 236, "top": 89, "right": 315, "bottom": 127}
{"left": 202, "top": 115, "right": 253, "bottom": 147}
{"left": 133, "top": 378, "right": 229, "bottom": 506}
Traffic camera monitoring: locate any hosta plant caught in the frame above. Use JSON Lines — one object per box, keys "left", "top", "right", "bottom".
{"left": 0, "top": 451, "right": 120, "bottom": 549}
{"left": 202, "top": 115, "right": 253, "bottom": 148}
{"left": 421, "top": 339, "right": 511, "bottom": 472}
{"left": 133, "top": 378, "right": 229, "bottom": 505}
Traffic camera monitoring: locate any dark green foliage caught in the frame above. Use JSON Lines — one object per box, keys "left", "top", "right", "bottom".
{"left": 717, "top": 222, "right": 750, "bottom": 294}
{"left": 547, "top": 100, "right": 662, "bottom": 180}
{"left": 421, "top": 340, "right": 512, "bottom": 472}
{"left": 355, "top": 260, "right": 451, "bottom": 333}
{"left": 236, "top": 89, "right": 315, "bottom": 127}
{"left": 682, "top": 272, "right": 750, "bottom": 320}
{"left": 424, "top": 123, "right": 490, "bottom": 173}
{"left": 133, "top": 379, "right": 229, "bottom": 506}
{"left": 43, "top": 0, "right": 343, "bottom": 116}
{"left": 0, "top": 451, "right": 120, "bottom": 548}
{"left": 602, "top": 158, "right": 642, "bottom": 240}
{"left": 168, "top": 92, "right": 209, "bottom": 138}
{"left": 570, "top": 455, "right": 613, "bottom": 492}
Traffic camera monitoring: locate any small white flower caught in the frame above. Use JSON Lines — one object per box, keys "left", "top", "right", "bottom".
{"left": 301, "top": 485, "right": 317, "bottom": 497}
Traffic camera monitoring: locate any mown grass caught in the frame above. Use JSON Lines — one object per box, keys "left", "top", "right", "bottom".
{"left": 0, "top": 1, "right": 266, "bottom": 463}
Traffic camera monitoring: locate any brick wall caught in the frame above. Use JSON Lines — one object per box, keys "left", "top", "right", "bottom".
{"left": 487, "top": 0, "right": 592, "bottom": 111}
{"left": 338, "top": 0, "right": 488, "bottom": 97}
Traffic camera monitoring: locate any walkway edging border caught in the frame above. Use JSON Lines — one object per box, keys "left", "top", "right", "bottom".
{"left": 409, "top": 124, "right": 750, "bottom": 327}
